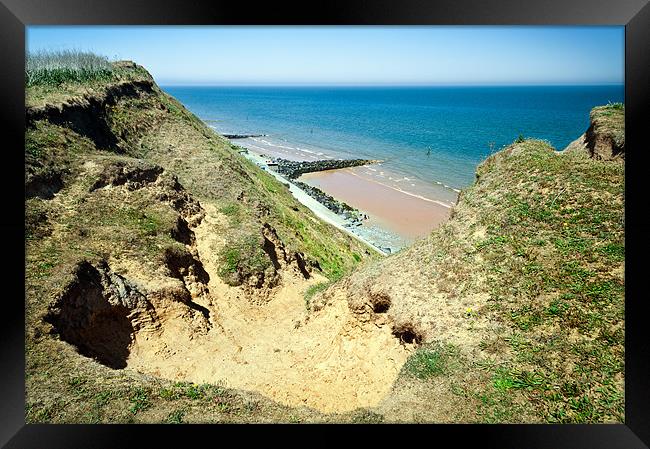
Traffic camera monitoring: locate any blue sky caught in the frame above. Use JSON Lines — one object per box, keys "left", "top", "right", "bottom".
{"left": 27, "top": 26, "right": 624, "bottom": 85}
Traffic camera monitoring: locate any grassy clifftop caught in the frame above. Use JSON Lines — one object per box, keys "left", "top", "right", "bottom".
{"left": 564, "top": 103, "right": 625, "bottom": 161}
{"left": 26, "top": 60, "right": 373, "bottom": 280}
{"left": 321, "top": 114, "right": 624, "bottom": 422}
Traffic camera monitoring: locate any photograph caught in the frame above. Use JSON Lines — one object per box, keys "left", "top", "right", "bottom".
{"left": 23, "top": 24, "right": 627, "bottom": 425}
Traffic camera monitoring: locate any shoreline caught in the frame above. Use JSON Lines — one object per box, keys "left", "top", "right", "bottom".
{"left": 237, "top": 135, "right": 460, "bottom": 206}
{"left": 221, "top": 130, "right": 458, "bottom": 252}
{"left": 237, "top": 148, "right": 390, "bottom": 255}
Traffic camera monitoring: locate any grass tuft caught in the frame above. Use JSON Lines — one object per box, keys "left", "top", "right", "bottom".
{"left": 26, "top": 50, "right": 114, "bottom": 87}
{"left": 403, "top": 344, "right": 457, "bottom": 379}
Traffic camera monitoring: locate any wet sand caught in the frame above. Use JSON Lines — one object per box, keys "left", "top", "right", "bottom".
{"left": 299, "top": 167, "right": 452, "bottom": 241}
{"left": 226, "top": 133, "right": 458, "bottom": 248}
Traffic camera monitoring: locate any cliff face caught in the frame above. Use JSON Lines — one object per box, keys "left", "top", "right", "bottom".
{"left": 564, "top": 104, "right": 625, "bottom": 160}
{"left": 26, "top": 62, "right": 389, "bottom": 423}
{"left": 317, "top": 130, "right": 624, "bottom": 423}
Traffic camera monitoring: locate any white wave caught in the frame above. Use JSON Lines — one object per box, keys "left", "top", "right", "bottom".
{"left": 347, "top": 172, "right": 452, "bottom": 208}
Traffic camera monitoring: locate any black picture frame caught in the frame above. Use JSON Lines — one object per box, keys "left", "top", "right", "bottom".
{"left": 2, "top": 0, "right": 648, "bottom": 447}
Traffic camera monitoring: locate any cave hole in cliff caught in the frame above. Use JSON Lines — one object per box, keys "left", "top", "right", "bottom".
{"left": 370, "top": 293, "right": 391, "bottom": 313}
{"left": 44, "top": 261, "right": 134, "bottom": 369}
{"left": 170, "top": 216, "right": 195, "bottom": 245}
{"left": 50, "top": 105, "right": 120, "bottom": 152}
{"left": 392, "top": 323, "right": 422, "bottom": 345}
{"left": 262, "top": 235, "right": 282, "bottom": 271}
{"left": 163, "top": 246, "right": 210, "bottom": 285}
{"left": 293, "top": 252, "right": 311, "bottom": 279}
{"left": 26, "top": 170, "right": 64, "bottom": 200}
{"left": 90, "top": 161, "right": 163, "bottom": 192}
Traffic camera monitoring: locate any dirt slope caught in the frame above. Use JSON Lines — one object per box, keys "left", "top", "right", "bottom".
{"left": 563, "top": 104, "right": 625, "bottom": 160}
{"left": 26, "top": 61, "right": 400, "bottom": 423}
{"left": 25, "top": 61, "right": 624, "bottom": 423}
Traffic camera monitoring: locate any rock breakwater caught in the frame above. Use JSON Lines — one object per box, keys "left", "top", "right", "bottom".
{"left": 275, "top": 158, "right": 380, "bottom": 180}
{"left": 223, "top": 133, "right": 267, "bottom": 139}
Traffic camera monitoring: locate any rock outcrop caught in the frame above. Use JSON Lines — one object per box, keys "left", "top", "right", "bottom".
{"left": 223, "top": 133, "right": 267, "bottom": 139}
{"left": 563, "top": 104, "right": 625, "bottom": 161}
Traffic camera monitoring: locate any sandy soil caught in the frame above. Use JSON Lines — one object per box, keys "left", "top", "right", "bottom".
{"left": 126, "top": 203, "right": 412, "bottom": 413}
{"left": 300, "top": 167, "right": 452, "bottom": 240}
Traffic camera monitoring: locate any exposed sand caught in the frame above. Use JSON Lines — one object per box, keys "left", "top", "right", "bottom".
{"left": 300, "top": 167, "right": 453, "bottom": 240}
{"left": 126, "top": 203, "right": 412, "bottom": 413}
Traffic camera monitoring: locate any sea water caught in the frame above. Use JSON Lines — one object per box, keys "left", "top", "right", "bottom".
{"left": 162, "top": 85, "right": 624, "bottom": 198}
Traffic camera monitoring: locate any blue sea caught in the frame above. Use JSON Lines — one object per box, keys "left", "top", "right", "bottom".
{"left": 162, "top": 85, "right": 623, "bottom": 198}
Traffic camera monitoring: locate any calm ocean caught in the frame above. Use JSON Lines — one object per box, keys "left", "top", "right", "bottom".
{"left": 162, "top": 85, "right": 623, "bottom": 194}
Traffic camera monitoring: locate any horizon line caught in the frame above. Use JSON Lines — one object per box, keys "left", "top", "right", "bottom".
{"left": 159, "top": 82, "right": 625, "bottom": 88}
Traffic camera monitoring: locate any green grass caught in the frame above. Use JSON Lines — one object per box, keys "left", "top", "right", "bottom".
{"left": 166, "top": 408, "right": 186, "bottom": 424}
{"left": 387, "top": 135, "right": 623, "bottom": 423}
{"left": 351, "top": 410, "right": 385, "bottom": 423}
{"left": 472, "top": 140, "right": 624, "bottom": 422}
{"left": 304, "top": 281, "right": 331, "bottom": 309}
{"left": 26, "top": 50, "right": 114, "bottom": 87}
{"left": 219, "top": 203, "right": 240, "bottom": 216}
{"left": 606, "top": 101, "right": 624, "bottom": 110}
{"left": 217, "top": 234, "right": 272, "bottom": 286}
{"left": 128, "top": 387, "right": 150, "bottom": 415}
{"left": 402, "top": 344, "right": 457, "bottom": 379}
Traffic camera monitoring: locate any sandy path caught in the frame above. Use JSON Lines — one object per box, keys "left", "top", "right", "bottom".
{"left": 127, "top": 204, "right": 412, "bottom": 413}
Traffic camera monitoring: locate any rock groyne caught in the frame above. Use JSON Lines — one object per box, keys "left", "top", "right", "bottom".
{"left": 223, "top": 133, "right": 267, "bottom": 139}
{"left": 275, "top": 158, "right": 380, "bottom": 180}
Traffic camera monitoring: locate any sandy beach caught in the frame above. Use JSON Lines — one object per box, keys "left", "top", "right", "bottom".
{"left": 227, "top": 134, "right": 458, "bottom": 250}
{"left": 299, "top": 167, "right": 453, "bottom": 241}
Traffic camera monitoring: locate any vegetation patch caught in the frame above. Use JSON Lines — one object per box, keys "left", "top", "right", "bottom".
{"left": 470, "top": 140, "right": 624, "bottom": 422}
{"left": 402, "top": 344, "right": 458, "bottom": 379}
{"left": 25, "top": 58, "right": 379, "bottom": 424}
{"left": 304, "top": 281, "right": 331, "bottom": 309}
{"left": 217, "top": 234, "right": 272, "bottom": 286}
{"left": 26, "top": 50, "right": 114, "bottom": 87}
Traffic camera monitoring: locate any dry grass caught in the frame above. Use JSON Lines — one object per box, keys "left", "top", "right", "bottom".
{"left": 333, "top": 138, "right": 624, "bottom": 423}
